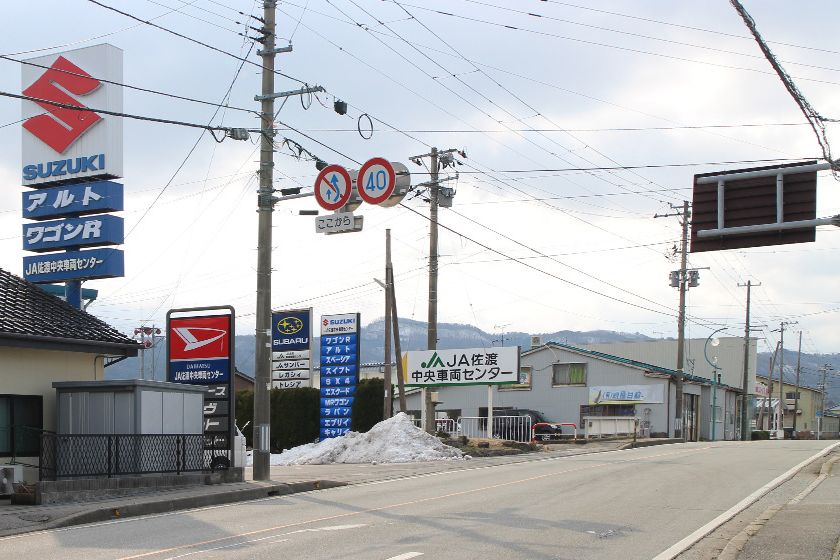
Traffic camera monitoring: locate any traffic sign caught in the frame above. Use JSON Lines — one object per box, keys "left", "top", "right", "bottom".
{"left": 357, "top": 157, "right": 396, "bottom": 205}
{"left": 314, "top": 165, "right": 352, "bottom": 211}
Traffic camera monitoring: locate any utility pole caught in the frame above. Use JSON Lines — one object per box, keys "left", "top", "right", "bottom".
{"left": 252, "top": 0, "right": 277, "bottom": 482}
{"left": 426, "top": 147, "right": 439, "bottom": 434}
{"left": 409, "top": 147, "right": 462, "bottom": 433}
{"left": 738, "top": 281, "right": 759, "bottom": 441}
{"left": 383, "top": 229, "right": 393, "bottom": 419}
{"left": 817, "top": 364, "right": 831, "bottom": 439}
{"left": 390, "top": 270, "right": 407, "bottom": 413}
{"left": 655, "top": 201, "right": 691, "bottom": 441}
{"left": 774, "top": 320, "right": 796, "bottom": 437}
{"left": 793, "top": 331, "right": 802, "bottom": 436}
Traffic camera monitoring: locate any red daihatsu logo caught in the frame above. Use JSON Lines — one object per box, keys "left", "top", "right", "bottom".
{"left": 23, "top": 56, "right": 102, "bottom": 153}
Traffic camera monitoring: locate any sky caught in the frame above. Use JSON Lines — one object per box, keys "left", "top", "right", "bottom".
{"left": 1, "top": 0, "right": 840, "bottom": 360}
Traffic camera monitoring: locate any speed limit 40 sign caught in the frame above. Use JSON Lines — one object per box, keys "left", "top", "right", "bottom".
{"left": 357, "top": 158, "right": 396, "bottom": 205}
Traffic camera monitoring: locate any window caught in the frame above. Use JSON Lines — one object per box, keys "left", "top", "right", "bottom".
{"left": 500, "top": 365, "right": 532, "bottom": 391}
{"left": 552, "top": 363, "right": 587, "bottom": 386}
{"left": 0, "top": 395, "right": 43, "bottom": 457}
{"left": 579, "top": 404, "right": 634, "bottom": 427}
{"left": 785, "top": 392, "right": 801, "bottom": 400}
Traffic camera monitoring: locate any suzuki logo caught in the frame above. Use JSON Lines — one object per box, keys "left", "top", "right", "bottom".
{"left": 23, "top": 56, "right": 102, "bottom": 153}
{"left": 172, "top": 327, "right": 226, "bottom": 352}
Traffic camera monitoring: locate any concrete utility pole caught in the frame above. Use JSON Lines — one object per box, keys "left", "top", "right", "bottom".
{"left": 793, "top": 331, "right": 802, "bottom": 436}
{"left": 383, "top": 229, "right": 393, "bottom": 419}
{"left": 774, "top": 320, "right": 796, "bottom": 437}
{"left": 818, "top": 364, "right": 831, "bottom": 439}
{"left": 253, "top": 0, "right": 277, "bottom": 482}
{"left": 390, "top": 265, "right": 407, "bottom": 413}
{"left": 409, "top": 147, "right": 462, "bottom": 433}
{"left": 655, "top": 201, "right": 691, "bottom": 441}
{"left": 674, "top": 201, "right": 690, "bottom": 441}
{"left": 425, "top": 147, "right": 439, "bottom": 434}
{"left": 738, "top": 280, "right": 759, "bottom": 441}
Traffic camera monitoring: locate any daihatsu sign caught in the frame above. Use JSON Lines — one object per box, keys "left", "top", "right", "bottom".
{"left": 21, "top": 43, "right": 123, "bottom": 187}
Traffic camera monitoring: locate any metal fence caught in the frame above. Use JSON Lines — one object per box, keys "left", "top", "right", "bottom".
{"left": 457, "top": 416, "right": 533, "bottom": 443}
{"left": 39, "top": 433, "right": 207, "bottom": 480}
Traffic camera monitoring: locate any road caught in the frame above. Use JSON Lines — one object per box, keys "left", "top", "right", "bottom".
{"left": 0, "top": 441, "right": 835, "bottom": 560}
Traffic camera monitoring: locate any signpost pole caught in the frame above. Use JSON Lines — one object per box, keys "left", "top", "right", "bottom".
{"left": 253, "top": 0, "right": 277, "bottom": 482}
{"left": 487, "top": 385, "right": 494, "bottom": 439}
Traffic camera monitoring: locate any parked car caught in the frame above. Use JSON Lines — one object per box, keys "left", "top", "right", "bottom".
{"left": 492, "top": 409, "right": 564, "bottom": 441}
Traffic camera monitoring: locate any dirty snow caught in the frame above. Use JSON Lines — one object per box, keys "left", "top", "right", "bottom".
{"left": 246, "top": 412, "right": 465, "bottom": 466}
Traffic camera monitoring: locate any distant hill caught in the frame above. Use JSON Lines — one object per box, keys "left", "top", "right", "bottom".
{"left": 104, "top": 318, "right": 837, "bottom": 408}
{"left": 104, "top": 318, "right": 653, "bottom": 381}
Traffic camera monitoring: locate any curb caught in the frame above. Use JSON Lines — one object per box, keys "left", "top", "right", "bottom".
{"left": 0, "top": 480, "right": 346, "bottom": 537}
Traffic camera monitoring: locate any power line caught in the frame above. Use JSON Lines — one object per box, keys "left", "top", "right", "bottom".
{"left": 539, "top": 0, "right": 840, "bottom": 57}
{"left": 383, "top": 1, "right": 840, "bottom": 88}
{"left": 451, "top": 0, "right": 840, "bottom": 75}
{"left": 276, "top": 122, "right": 811, "bottom": 134}
{"left": 2, "top": 90, "right": 236, "bottom": 138}
{"left": 85, "top": 0, "right": 308, "bottom": 85}
{"left": 1, "top": 55, "right": 257, "bottom": 116}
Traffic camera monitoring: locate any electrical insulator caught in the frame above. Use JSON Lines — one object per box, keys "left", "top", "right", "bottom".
{"left": 669, "top": 271, "right": 680, "bottom": 288}
{"left": 688, "top": 270, "right": 700, "bottom": 287}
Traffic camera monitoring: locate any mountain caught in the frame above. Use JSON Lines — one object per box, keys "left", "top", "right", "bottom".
{"left": 104, "top": 319, "right": 653, "bottom": 381}
{"left": 103, "top": 318, "right": 838, "bottom": 408}
{"left": 756, "top": 350, "right": 839, "bottom": 408}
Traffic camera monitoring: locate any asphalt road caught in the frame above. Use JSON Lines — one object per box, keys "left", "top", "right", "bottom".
{"left": 0, "top": 441, "right": 835, "bottom": 560}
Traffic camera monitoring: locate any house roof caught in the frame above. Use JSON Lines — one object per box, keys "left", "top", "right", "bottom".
{"left": 527, "top": 341, "right": 738, "bottom": 390}
{"left": 0, "top": 268, "right": 140, "bottom": 355}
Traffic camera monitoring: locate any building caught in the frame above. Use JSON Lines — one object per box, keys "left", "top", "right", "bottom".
{"left": 0, "top": 269, "right": 141, "bottom": 465}
{"left": 398, "top": 341, "right": 743, "bottom": 441}
{"left": 755, "top": 374, "right": 825, "bottom": 438}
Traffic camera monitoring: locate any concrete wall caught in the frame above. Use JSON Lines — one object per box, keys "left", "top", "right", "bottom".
{"left": 0, "top": 346, "right": 101, "bottom": 433}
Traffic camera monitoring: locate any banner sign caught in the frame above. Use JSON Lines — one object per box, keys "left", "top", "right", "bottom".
{"left": 22, "top": 181, "right": 123, "bottom": 220}
{"left": 588, "top": 384, "right": 665, "bottom": 405}
{"left": 271, "top": 308, "right": 312, "bottom": 388}
{"left": 166, "top": 307, "right": 235, "bottom": 454}
{"left": 319, "top": 312, "right": 360, "bottom": 439}
{"left": 23, "top": 214, "right": 123, "bottom": 252}
{"left": 403, "top": 346, "right": 520, "bottom": 387}
{"left": 23, "top": 247, "right": 123, "bottom": 284}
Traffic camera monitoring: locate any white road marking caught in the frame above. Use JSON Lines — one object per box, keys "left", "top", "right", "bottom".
{"left": 651, "top": 441, "right": 840, "bottom": 560}
{"left": 285, "top": 523, "right": 368, "bottom": 535}
{"left": 384, "top": 553, "right": 423, "bottom": 560}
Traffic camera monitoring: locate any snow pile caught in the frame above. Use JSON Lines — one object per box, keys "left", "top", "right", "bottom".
{"left": 267, "top": 412, "right": 465, "bottom": 465}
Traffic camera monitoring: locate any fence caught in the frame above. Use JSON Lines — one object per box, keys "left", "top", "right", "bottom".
{"left": 458, "top": 416, "right": 533, "bottom": 443}
{"left": 39, "top": 433, "right": 207, "bottom": 480}
{"left": 582, "top": 416, "right": 638, "bottom": 439}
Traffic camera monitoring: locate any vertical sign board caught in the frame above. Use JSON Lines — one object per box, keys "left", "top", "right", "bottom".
{"left": 271, "top": 308, "right": 312, "bottom": 389}
{"left": 166, "top": 307, "right": 235, "bottom": 467}
{"left": 20, "top": 44, "right": 125, "bottom": 293}
{"left": 319, "top": 313, "right": 360, "bottom": 440}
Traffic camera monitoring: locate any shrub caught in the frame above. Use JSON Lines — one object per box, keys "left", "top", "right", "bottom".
{"left": 351, "top": 377, "right": 384, "bottom": 433}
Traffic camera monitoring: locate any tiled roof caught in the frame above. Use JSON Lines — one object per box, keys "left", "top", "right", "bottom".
{"left": 0, "top": 268, "right": 139, "bottom": 349}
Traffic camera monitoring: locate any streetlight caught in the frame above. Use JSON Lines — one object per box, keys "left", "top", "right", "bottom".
{"left": 704, "top": 327, "right": 728, "bottom": 441}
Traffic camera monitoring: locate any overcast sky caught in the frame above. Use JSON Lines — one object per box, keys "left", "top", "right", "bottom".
{"left": 1, "top": 1, "right": 839, "bottom": 360}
